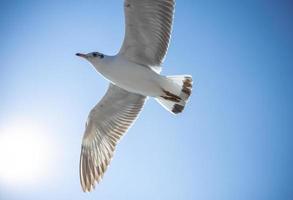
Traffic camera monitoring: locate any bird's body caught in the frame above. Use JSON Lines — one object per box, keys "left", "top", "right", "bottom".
{"left": 93, "top": 55, "right": 163, "bottom": 97}
{"left": 76, "top": 0, "right": 193, "bottom": 192}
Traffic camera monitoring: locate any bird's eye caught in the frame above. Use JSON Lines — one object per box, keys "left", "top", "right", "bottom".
{"left": 92, "top": 52, "right": 98, "bottom": 57}
{"left": 100, "top": 54, "right": 104, "bottom": 59}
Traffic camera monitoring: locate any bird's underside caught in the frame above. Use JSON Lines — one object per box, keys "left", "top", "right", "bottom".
{"left": 78, "top": 0, "right": 193, "bottom": 192}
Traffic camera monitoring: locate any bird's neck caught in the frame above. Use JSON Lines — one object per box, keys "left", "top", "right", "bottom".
{"left": 92, "top": 55, "right": 115, "bottom": 75}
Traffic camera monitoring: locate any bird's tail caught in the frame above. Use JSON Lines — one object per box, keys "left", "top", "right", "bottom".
{"left": 156, "top": 75, "right": 192, "bottom": 114}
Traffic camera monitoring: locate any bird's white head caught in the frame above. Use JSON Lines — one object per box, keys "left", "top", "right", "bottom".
{"left": 76, "top": 52, "right": 105, "bottom": 66}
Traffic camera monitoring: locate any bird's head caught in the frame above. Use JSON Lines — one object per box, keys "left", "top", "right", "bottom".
{"left": 76, "top": 52, "right": 105, "bottom": 65}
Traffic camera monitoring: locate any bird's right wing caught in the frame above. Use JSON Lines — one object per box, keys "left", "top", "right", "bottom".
{"left": 80, "top": 84, "right": 146, "bottom": 192}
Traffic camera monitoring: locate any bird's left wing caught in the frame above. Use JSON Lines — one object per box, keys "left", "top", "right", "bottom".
{"left": 80, "top": 83, "right": 146, "bottom": 192}
{"left": 119, "top": 0, "right": 175, "bottom": 70}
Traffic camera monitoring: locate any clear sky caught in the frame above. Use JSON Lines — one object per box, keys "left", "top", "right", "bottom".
{"left": 0, "top": 0, "right": 292, "bottom": 200}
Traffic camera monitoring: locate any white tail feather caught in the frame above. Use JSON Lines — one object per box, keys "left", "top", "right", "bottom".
{"left": 156, "top": 75, "right": 192, "bottom": 114}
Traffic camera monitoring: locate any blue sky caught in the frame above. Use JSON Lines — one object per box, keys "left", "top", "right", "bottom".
{"left": 0, "top": 0, "right": 292, "bottom": 200}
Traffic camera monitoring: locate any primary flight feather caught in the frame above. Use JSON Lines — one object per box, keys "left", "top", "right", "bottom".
{"left": 76, "top": 0, "right": 192, "bottom": 192}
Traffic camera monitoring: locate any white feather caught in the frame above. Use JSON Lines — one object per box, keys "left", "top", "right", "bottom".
{"left": 119, "top": 0, "right": 175, "bottom": 71}
{"left": 80, "top": 84, "right": 146, "bottom": 192}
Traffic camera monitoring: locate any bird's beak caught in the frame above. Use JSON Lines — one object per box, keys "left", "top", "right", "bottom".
{"left": 76, "top": 53, "right": 88, "bottom": 58}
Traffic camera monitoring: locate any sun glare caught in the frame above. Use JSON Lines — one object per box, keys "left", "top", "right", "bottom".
{"left": 0, "top": 120, "right": 55, "bottom": 186}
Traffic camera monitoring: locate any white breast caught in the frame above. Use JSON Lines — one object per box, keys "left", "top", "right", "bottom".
{"left": 93, "top": 55, "right": 163, "bottom": 97}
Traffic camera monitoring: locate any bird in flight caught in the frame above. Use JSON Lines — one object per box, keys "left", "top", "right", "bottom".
{"left": 76, "top": 0, "right": 192, "bottom": 192}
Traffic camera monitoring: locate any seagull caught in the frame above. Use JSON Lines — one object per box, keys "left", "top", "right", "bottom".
{"left": 76, "top": 0, "right": 192, "bottom": 192}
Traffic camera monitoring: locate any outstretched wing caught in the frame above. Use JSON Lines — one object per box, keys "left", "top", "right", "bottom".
{"left": 119, "top": 0, "right": 175, "bottom": 69}
{"left": 80, "top": 84, "right": 146, "bottom": 192}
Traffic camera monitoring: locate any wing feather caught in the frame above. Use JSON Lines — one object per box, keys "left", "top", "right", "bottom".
{"left": 119, "top": 0, "right": 175, "bottom": 69}
{"left": 80, "top": 84, "right": 146, "bottom": 192}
